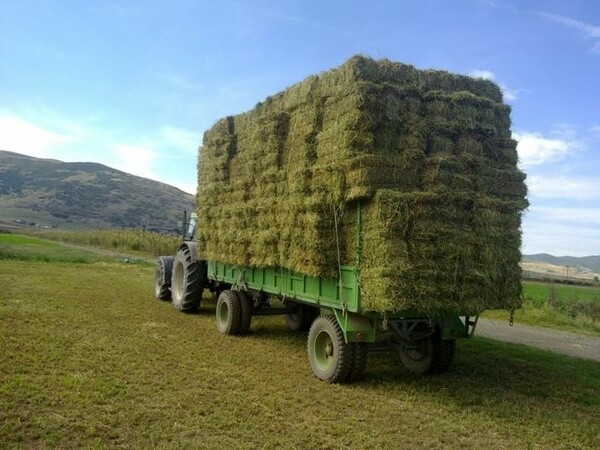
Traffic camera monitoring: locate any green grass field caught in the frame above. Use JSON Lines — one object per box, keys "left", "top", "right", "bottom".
{"left": 483, "top": 281, "right": 600, "bottom": 336}
{"left": 1, "top": 236, "right": 599, "bottom": 448}
{"left": 0, "top": 232, "right": 151, "bottom": 265}
{"left": 523, "top": 280, "right": 600, "bottom": 304}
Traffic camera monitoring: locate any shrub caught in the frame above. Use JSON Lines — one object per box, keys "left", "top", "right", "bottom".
{"left": 567, "top": 300, "right": 600, "bottom": 322}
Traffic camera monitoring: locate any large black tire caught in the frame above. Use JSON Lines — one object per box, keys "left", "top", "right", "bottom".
{"left": 307, "top": 316, "right": 352, "bottom": 383}
{"left": 347, "top": 342, "right": 368, "bottom": 382}
{"left": 171, "top": 247, "right": 206, "bottom": 313}
{"left": 216, "top": 290, "right": 242, "bottom": 335}
{"left": 430, "top": 339, "right": 456, "bottom": 374}
{"left": 154, "top": 256, "right": 173, "bottom": 301}
{"left": 397, "top": 331, "right": 456, "bottom": 375}
{"left": 234, "top": 291, "right": 253, "bottom": 335}
{"left": 286, "top": 303, "right": 318, "bottom": 331}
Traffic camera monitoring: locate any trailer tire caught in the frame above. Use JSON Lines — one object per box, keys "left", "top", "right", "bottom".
{"left": 307, "top": 316, "right": 352, "bottom": 383}
{"left": 397, "top": 330, "right": 455, "bottom": 375}
{"left": 430, "top": 339, "right": 456, "bottom": 374}
{"left": 216, "top": 290, "right": 242, "bottom": 335}
{"left": 286, "top": 303, "right": 317, "bottom": 331}
{"left": 347, "top": 342, "right": 368, "bottom": 382}
{"left": 154, "top": 256, "right": 173, "bottom": 301}
{"left": 171, "top": 247, "right": 205, "bottom": 313}
{"left": 235, "top": 291, "right": 253, "bottom": 335}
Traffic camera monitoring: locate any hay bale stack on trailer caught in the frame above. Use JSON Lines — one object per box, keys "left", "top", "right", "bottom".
{"left": 156, "top": 56, "right": 528, "bottom": 383}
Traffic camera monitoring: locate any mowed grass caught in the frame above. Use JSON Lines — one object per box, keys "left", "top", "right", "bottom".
{"left": 483, "top": 281, "right": 600, "bottom": 336}
{"left": 1, "top": 259, "right": 599, "bottom": 449}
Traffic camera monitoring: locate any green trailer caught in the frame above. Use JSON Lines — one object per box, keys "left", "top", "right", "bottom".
{"left": 154, "top": 205, "right": 477, "bottom": 384}
{"left": 154, "top": 57, "right": 525, "bottom": 383}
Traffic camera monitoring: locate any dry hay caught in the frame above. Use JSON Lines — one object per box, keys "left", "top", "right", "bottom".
{"left": 197, "top": 55, "right": 528, "bottom": 315}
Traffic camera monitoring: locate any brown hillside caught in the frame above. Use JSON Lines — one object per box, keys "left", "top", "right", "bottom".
{"left": 0, "top": 150, "right": 195, "bottom": 232}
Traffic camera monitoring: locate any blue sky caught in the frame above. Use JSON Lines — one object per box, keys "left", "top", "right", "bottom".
{"left": 1, "top": 0, "right": 599, "bottom": 256}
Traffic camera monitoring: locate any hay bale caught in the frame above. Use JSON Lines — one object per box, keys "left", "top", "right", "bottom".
{"left": 197, "top": 55, "right": 527, "bottom": 314}
{"left": 359, "top": 189, "right": 524, "bottom": 314}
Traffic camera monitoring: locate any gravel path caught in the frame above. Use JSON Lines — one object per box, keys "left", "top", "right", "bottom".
{"left": 476, "top": 319, "right": 600, "bottom": 362}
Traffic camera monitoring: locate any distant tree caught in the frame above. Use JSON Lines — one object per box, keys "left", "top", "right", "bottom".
{"left": 594, "top": 276, "right": 599, "bottom": 283}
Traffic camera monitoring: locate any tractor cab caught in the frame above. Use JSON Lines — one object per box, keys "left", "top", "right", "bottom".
{"left": 183, "top": 212, "right": 197, "bottom": 242}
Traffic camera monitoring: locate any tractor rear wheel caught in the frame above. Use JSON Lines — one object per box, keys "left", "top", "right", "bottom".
{"left": 171, "top": 247, "right": 205, "bottom": 313}
{"left": 154, "top": 256, "right": 173, "bottom": 301}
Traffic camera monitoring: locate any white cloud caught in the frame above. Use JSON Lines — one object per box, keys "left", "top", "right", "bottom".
{"left": 469, "top": 70, "right": 495, "bottom": 80}
{"left": 468, "top": 70, "right": 521, "bottom": 101}
{"left": 531, "top": 206, "right": 600, "bottom": 225}
{"left": 159, "top": 73, "right": 204, "bottom": 92}
{"left": 111, "top": 144, "right": 157, "bottom": 179}
{"left": 479, "top": 0, "right": 520, "bottom": 14}
{"left": 160, "top": 126, "right": 201, "bottom": 154}
{"left": 0, "top": 109, "right": 200, "bottom": 196}
{"left": 501, "top": 86, "right": 519, "bottom": 101}
{"left": 538, "top": 13, "right": 600, "bottom": 38}
{"left": 523, "top": 206, "right": 600, "bottom": 254}
{"left": 527, "top": 175, "right": 600, "bottom": 200}
{"left": 522, "top": 219, "right": 600, "bottom": 256}
{"left": 261, "top": 10, "right": 346, "bottom": 34}
{"left": 0, "top": 113, "right": 78, "bottom": 157}
{"left": 167, "top": 180, "right": 197, "bottom": 195}
{"left": 513, "top": 131, "right": 579, "bottom": 166}
{"left": 536, "top": 12, "right": 600, "bottom": 54}
{"left": 589, "top": 125, "right": 600, "bottom": 137}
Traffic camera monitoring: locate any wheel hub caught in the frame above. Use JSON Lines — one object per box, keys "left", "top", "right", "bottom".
{"left": 314, "top": 331, "right": 334, "bottom": 369}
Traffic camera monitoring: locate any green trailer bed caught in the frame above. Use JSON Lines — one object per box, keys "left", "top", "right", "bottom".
{"left": 155, "top": 202, "right": 476, "bottom": 383}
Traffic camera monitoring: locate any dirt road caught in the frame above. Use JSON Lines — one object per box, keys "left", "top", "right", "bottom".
{"left": 476, "top": 319, "right": 600, "bottom": 362}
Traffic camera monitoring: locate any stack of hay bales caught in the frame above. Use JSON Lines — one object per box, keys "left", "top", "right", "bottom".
{"left": 197, "top": 55, "right": 528, "bottom": 315}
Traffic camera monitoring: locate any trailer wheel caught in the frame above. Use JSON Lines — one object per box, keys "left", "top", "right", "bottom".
{"left": 347, "top": 342, "right": 368, "bottom": 382}
{"left": 397, "top": 331, "right": 455, "bottom": 375}
{"left": 234, "top": 291, "right": 253, "bottom": 335}
{"left": 216, "top": 290, "right": 242, "bottom": 335}
{"left": 171, "top": 247, "right": 205, "bottom": 313}
{"left": 430, "top": 339, "right": 456, "bottom": 374}
{"left": 154, "top": 256, "right": 173, "bottom": 301}
{"left": 307, "top": 316, "right": 352, "bottom": 383}
{"left": 286, "top": 303, "right": 317, "bottom": 331}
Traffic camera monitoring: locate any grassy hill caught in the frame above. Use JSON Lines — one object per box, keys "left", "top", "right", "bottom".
{"left": 0, "top": 150, "right": 195, "bottom": 232}
{"left": 524, "top": 253, "right": 600, "bottom": 275}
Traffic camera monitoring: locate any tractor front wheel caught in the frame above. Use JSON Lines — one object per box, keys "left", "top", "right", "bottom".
{"left": 154, "top": 256, "right": 173, "bottom": 301}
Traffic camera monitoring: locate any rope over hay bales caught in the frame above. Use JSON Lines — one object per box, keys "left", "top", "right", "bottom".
{"left": 197, "top": 55, "right": 528, "bottom": 315}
